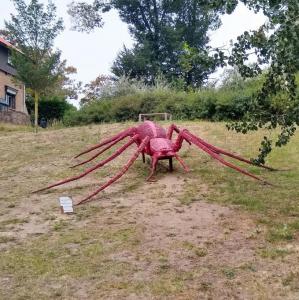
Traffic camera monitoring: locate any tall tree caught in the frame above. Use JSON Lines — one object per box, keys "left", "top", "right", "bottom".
{"left": 5, "top": 0, "right": 64, "bottom": 132}
{"left": 68, "top": 0, "right": 224, "bottom": 87}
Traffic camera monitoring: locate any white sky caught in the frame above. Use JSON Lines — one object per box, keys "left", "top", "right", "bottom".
{"left": 0, "top": 0, "right": 267, "bottom": 105}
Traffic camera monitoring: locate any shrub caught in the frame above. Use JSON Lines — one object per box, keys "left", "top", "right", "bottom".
{"left": 26, "top": 95, "right": 76, "bottom": 125}
{"left": 64, "top": 72, "right": 299, "bottom": 126}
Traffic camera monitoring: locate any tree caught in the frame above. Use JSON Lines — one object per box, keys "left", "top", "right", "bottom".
{"left": 4, "top": 0, "right": 64, "bottom": 132}
{"left": 44, "top": 62, "right": 82, "bottom": 100}
{"left": 68, "top": 0, "right": 225, "bottom": 87}
{"left": 224, "top": 0, "right": 299, "bottom": 164}
{"left": 80, "top": 75, "right": 113, "bottom": 105}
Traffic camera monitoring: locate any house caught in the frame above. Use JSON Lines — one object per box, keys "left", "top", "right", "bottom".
{"left": 0, "top": 37, "right": 29, "bottom": 125}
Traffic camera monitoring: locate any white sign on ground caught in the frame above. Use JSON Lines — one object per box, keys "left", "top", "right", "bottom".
{"left": 59, "top": 196, "right": 74, "bottom": 214}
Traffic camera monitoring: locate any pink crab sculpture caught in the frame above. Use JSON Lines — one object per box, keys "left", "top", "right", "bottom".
{"left": 34, "top": 121, "right": 274, "bottom": 205}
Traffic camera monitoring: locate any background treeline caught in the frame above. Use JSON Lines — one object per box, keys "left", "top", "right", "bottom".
{"left": 29, "top": 70, "right": 298, "bottom": 127}
{"left": 61, "top": 72, "right": 265, "bottom": 126}
{"left": 63, "top": 89, "right": 254, "bottom": 125}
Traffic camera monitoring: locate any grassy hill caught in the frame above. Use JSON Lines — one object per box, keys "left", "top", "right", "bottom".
{"left": 0, "top": 121, "right": 298, "bottom": 299}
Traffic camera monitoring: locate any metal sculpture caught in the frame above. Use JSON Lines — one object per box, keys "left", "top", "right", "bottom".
{"left": 34, "top": 121, "right": 275, "bottom": 205}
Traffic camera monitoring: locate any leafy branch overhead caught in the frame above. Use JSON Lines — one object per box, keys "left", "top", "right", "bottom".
{"left": 226, "top": 0, "right": 299, "bottom": 164}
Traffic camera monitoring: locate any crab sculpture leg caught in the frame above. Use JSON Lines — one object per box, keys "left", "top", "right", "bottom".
{"left": 77, "top": 136, "right": 150, "bottom": 205}
{"left": 34, "top": 133, "right": 139, "bottom": 193}
{"left": 145, "top": 125, "right": 274, "bottom": 183}
{"left": 171, "top": 128, "right": 273, "bottom": 185}
{"left": 34, "top": 121, "right": 275, "bottom": 205}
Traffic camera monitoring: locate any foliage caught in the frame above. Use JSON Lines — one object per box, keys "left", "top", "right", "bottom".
{"left": 68, "top": 0, "right": 105, "bottom": 33}
{"left": 10, "top": 51, "right": 62, "bottom": 95}
{"left": 68, "top": 0, "right": 225, "bottom": 87}
{"left": 45, "top": 63, "right": 82, "bottom": 100}
{"left": 81, "top": 75, "right": 114, "bottom": 105}
{"left": 4, "top": 0, "right": 64, "bottom": 131}
{"left": 65, "top": 71, "right": 299, "bottom": 128}
{"left": 178, "top": 42, "right": 226, "bottom": 88}
{"left": 80, "top": 74, "right": 171, "bottom": 106}
{"left": 224, "top": 0, "right": 299, "bottom": 164}
{"left": 63, "top": 72, "right": 269, "bottom": 126}
{"left": 26, "top": 95, "right": 76, "bottom": 125}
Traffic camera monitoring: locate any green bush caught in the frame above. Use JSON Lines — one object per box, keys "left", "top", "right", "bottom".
{"left": 63, "top": 72, "right": 298, "bottom": 126}
{"left": 26, "top": 95, "right": 76, "bottom": 125}
{"left": 62, "top": 87, "right": 254, "bottom": 126}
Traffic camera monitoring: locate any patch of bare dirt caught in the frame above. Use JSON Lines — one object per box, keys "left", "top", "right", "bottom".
{"left": 91, "top": 172, "right": 299, "bottom": 299}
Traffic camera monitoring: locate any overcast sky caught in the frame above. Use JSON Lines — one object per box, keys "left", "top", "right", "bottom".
{"left": 0, "top": 0, "right": 267, "bottom": 105}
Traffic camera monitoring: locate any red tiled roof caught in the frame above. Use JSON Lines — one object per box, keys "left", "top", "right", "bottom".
{"left": 0, "top": 36, "right": 15, "bottom": 48}
{"left": 0, "top": 37, "right": 21, "bottom": 53}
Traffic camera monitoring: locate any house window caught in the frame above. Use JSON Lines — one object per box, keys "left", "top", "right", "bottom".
{"left": 7, "top": 51, "right": 12, "bottom": 66}
{"left": 5, "top": 87, "right": 17, "bottom": 110}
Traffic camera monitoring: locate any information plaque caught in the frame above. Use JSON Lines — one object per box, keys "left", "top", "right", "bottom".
{"left": 59, "top": 197, "right": 74, "bottom": 214}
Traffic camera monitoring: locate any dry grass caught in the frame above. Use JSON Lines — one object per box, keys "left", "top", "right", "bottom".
{"left": 0, "top": 121, "right": 298, "bottom": 299}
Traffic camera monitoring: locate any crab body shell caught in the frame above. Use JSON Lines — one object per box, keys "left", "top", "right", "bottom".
{"left": 137, "top": 121, "right": 175, "bottom": 158}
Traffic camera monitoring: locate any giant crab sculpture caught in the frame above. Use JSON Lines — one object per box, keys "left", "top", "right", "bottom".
{"left": 35, "top": 121, "right": 274, "bottom": 205}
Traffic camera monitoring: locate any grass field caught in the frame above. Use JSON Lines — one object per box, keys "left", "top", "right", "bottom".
{"left": 0, "top": 121, "right": 298, "bottom": 299}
